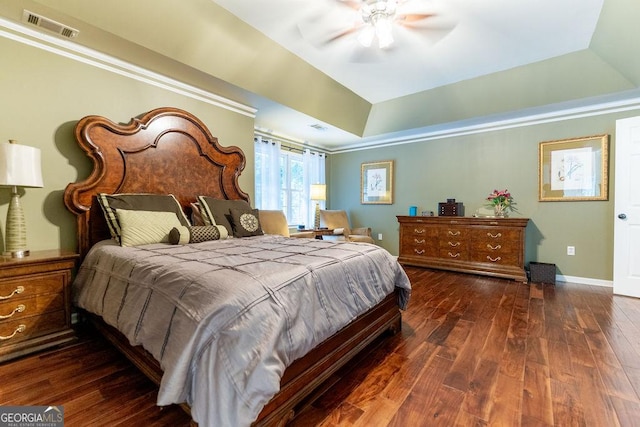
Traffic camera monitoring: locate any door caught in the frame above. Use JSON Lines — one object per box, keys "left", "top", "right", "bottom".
{"left": 614, "top": 116, "right": 640, "bottom": 297}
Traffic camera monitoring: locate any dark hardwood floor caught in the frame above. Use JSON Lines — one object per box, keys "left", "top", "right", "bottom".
{"left": 2, "top": 267, "right": 640, "bottom": 426}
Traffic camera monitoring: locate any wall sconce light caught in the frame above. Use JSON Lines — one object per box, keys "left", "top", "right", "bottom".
{"left": 0, "top": 140, "right": 43, "bottom": 257}
{"left": 310, "top": 184, "right": 326, "bottom": 230}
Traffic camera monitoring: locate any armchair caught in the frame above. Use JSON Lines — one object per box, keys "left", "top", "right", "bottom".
{"left": 319, "top": 210, "right": 375, "bottom": 244}
{"left": 259, "top": 210, "right": 315, "bottom": 238}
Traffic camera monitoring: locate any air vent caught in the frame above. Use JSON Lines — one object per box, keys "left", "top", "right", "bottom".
{"left": 22, "top": 10, "right": 79, "bottom": 39}
{"left": 309, "top": 124, "right": 328, "bottom": 132}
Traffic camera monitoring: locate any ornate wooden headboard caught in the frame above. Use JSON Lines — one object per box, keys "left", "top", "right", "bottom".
{"left": 64, "top": 107, "right": 249, "bottom": 258}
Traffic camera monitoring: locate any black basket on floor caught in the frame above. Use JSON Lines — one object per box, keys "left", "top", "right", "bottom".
{"left": 529, "top": 262, "right": 556, "bottom": 285}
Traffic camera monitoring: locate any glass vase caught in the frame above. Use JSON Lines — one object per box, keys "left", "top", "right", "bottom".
{"left": 494, "top": 204, "right": 508, "bottom": 218}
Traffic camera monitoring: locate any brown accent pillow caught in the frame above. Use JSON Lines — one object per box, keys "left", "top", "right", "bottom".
{"left": 229, "top": 208, "right": 263, "bottom": 238}
{"left": 197, "top": 196, "right": 252, "bottom": 234}
{"left": 169, "top": 225, "right": 228, "bottom": 245}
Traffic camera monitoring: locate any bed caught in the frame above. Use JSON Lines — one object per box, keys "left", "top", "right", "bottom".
{"left": 63, "top": 107, "right": 411, "bottom": 426}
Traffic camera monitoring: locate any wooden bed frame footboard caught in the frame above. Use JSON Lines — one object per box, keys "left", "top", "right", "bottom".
{"left": 85, "top": 293, "right": 400, "bottom": 426}
{"left": 64, "top": 107, "right": 403, "bottom": 426}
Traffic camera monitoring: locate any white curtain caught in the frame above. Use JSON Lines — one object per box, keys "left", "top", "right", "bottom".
{"left": 254, "top": 136, "right": 281, "bottom": 209}
{"left": 303, "top": 148, "right": 326, "bottom": 228}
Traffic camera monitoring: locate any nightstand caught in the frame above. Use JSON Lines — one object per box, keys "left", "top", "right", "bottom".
{"left": 0, "top": 250, "right": 78, "bottom": 363}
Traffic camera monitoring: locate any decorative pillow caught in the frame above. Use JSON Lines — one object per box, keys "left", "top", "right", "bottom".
{"left": 97, "top": 193, "right": 190, "bottom": 243}
{"left": 168, "top": 225, "right": 228, "bottom": 245}
{"left": 197, "top": 196, "right": 252, "bottom": 234}
{"left": 229, "top": 207, "right": 264, "bottom": 238}
{"left": 115, "top": 209, "right": 183, "bottom": 247}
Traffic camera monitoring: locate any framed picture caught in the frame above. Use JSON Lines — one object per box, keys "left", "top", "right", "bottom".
{"left": 361, "top": 160, "right": 394, "bottom": 204}
{"left": 539, "top": 134, "right": 609, "bottom": 201}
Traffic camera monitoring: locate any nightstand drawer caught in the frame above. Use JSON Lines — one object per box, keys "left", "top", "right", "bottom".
{"left": 0, "top": 292, "right": 65, "bottom": 321}
{"left": 0, "top": 272, "right": 65, "bottom": 298}
{"left": 0, "top": 310, "right": 67, "bottom": 345}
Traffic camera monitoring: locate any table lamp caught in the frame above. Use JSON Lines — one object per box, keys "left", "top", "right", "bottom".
{"left": 310, "top": 184, "right": 326, "bottom": 229}
{"left": 0, "top": 140, "right": 43, "bottom": 257}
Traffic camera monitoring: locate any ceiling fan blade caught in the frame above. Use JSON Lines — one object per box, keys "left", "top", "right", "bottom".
{"left": 396, "top": 13, "right": 437, "bottom": 27}
{"left": 297, "top": 21, "right": 361, "bottom": 48}
{"left": 336, "top": 0, "right": 362, "bottom": 11}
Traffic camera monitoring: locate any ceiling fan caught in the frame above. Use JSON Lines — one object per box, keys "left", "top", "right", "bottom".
{"left": 299, "top": 0, "right": 451, "bottom": 50}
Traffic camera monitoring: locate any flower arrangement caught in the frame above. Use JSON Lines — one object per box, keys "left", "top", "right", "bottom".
{"left": 486, "top": 189, "right": 517, "bottom": 217}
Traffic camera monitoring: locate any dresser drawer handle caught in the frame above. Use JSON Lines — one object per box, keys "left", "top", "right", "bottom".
{"left": 448, "top": 231, "right": 461, "bottom": 236}
{"left": 448, "top": 241, "right": 460, "bottom": 247}
{"left": 0, "top": 324, "right": 26, "bottom": 341}
{"left": 487, "top": 244, "right": 502, "bottom": 250}
{"left": 0, "top": 304, "right": 25, "bottom": 320}
{"left": 487, "top": 232, "right": 502, "bottom": 238}
{"left": 487, "top": 256, "right": 502, "bottom": 262}
{"left": 414, "top": 249, "right": 425, "bottom": 255}
{"left": 448, "top": 252, "right": 460, "bottom": 258}
{"left": 413, "top": 228, "right": 426, "bottom": 234}
{"left": 414, "top": 239, "right": 426, "bottom": 244}
{"left": 0, "top": 285, "right": 25, "bottom": 300}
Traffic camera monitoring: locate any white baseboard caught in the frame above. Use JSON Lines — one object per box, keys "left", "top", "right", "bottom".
{"left": 556, "top": 275, "right": 613, "bottom": 288}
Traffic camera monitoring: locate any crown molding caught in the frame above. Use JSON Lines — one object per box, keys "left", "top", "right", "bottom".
{"left": 0, "top": 17, "right": 256, "bottom": 118}
{"left": 331, "top": 90, "right": 640, "bottom": 153}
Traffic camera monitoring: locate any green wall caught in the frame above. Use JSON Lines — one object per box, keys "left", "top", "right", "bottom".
{"left": 0, "top": 36, "right": 255, "bottom": 253}
{"left": 329, "top": 110, "right": 639, "bottom": 282}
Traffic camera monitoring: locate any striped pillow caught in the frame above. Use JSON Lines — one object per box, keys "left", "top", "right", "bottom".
{"left": 115, "top": 209, "right": 183, "bottom": 247}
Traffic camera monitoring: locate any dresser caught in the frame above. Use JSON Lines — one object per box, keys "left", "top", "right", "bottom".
{"left": 0, "top": 250, "right": 78, "bottom": 362}
{"left": 397, "top": 216, "right": 529, "bottom": 282}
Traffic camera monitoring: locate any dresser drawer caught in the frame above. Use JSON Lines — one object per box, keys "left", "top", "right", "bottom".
{"left": 401, "top": 235, "right": 436, "bottom": 256}
{"left": 0, "top": 310, "right": 67, "bottom": 345}
{"left": 471, "top": 248, "right": 519, "bottom": 265}
{"left": 471, "top": 227, "right": 520, "bottom": 243}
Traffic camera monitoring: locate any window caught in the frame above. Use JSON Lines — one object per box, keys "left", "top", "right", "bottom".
{"left": 280, "top": 151, "right": 305, "bottom": 225}
{"left": 255, "top": 136, "right": 326, "bottom": 228}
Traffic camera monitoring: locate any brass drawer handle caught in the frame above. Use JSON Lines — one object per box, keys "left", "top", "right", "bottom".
{"left": 487, "top": 232, "right": 502, "bottom": 238}
{"left": 414, "top": 249, "right": 425, "bottom": 255}
{"left": 448, "top": 231, "right": 461, "bottom": 236}
{"left": 487, "top": 244, "right": 502, "bottom": 250}
{"left": 487, "top": 256, "right": 502, "bottom": 262}
{"left": 448, "top": 241, "right": 460, "bottom": 247}
{"left": 0, "top": 285, "right": 25, "bottom": 300}
{"left": 448, "top": 252, "right": 460, "bottom": 258}
{"left": 414, "top": 228, "right": 425, "bottom": 234}
{"left": 0, "top": 324, "right": 26, "bottom": 341}
{"left": 0, "top": 304, "right": 25, "bottom": 320}
{"left": 414, "top": 239, "right": 425, "bottom": 244}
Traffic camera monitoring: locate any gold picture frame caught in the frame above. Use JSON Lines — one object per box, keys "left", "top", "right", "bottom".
{"left": 538, "top": 134, "right": 609, "bottom": 201}
{"left": 361, "top": 160, "right": 394, "bottom": 204}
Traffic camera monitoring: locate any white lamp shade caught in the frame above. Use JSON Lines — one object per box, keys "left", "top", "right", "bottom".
{"left": 310, "top": 184, "right": 326, "bottom": 201}
{"left": 0, "top": 141, "right": 43, "bottom": 188}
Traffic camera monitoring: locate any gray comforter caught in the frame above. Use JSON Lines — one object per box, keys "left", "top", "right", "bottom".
{"left": 73, "top": 235, "right": 411, "bottom": 426}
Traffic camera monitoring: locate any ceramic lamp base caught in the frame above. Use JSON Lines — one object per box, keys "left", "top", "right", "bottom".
{"left": 4, "top": 186, "right": 30, "bottom": 257}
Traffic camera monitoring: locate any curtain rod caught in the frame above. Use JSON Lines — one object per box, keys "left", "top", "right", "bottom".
{"left": 255, "top": 137, "right": 328, "bottom": 156}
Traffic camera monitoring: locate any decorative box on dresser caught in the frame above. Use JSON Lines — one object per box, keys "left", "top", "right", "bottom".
{"left": 0, "top": 250, "right": 78, "bottom": 362}
{"left": 397, "top": 216, "right": 529, "bottom": 282}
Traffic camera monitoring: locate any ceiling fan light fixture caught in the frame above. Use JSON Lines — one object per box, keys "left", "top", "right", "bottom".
{"left": 374, "top": 16, "right": 394, "bottom": 48}
{"left": 359, "top": 0, "right": 398, "bottom": 49}
{"left": 357, "top": 25, "right": 375, "bottom": 47}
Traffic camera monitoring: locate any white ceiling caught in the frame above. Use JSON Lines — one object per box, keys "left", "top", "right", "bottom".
{"left": 212, "top": 0, "right": 604, "bottom": 104}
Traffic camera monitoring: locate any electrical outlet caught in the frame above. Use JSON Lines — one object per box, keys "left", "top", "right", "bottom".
{"left": 567, "top": 246, "right": 575, "bottom": 256}
{"left": 378, "top": 233, "right": 383, "bottom": 240}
